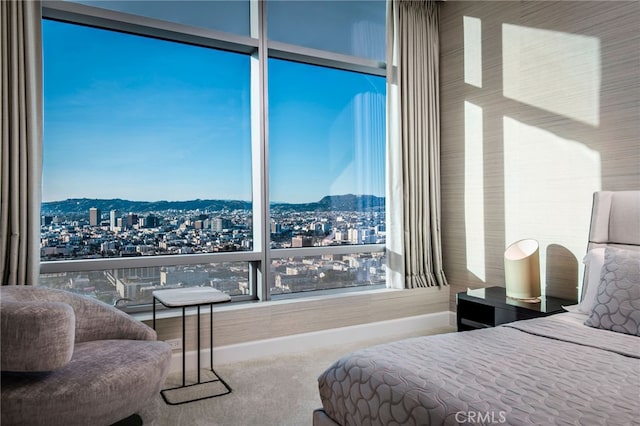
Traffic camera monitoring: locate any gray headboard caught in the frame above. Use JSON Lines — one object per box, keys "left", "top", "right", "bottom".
{"left": 588, "top": 190, "right": 640, "bottom": 252}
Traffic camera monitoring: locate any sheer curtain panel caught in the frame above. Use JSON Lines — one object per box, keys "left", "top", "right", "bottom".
{"left": 1, "top": 0, "right": 43, "bottom": 286}
{"left": 386, "top": 0, "right": 447, "bottom": 289}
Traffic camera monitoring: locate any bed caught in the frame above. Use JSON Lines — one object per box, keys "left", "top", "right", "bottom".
{"left": 314, "top": 191, "right": 640, "bottom": 425}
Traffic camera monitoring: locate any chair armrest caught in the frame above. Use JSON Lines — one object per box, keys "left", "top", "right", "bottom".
{"left": 0, "top": 287, "right": 157, "bottom": 343}
{"left": 70, "top": 296, "right": 158, "bottom": 342}
{"left": 0, "top": 301, "right": 75, "bottom": 372}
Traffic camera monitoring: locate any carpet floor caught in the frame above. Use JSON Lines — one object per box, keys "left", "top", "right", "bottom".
{"left": 152, "top": 325, "right": 455, "bottom": 426}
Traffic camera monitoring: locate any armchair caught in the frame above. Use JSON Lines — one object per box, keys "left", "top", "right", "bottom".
{"left": 0, "top": 286, "right": 172, "bottom": 426}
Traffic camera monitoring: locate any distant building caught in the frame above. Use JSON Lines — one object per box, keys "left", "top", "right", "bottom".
{"left": 110, "top": 210, "right": 120, "bottom": 231}
{"left": 89, "top": 207, "right": 101, "bottom": 226}
{"left": 121, "top": 245, "right": 137, "bottom": 255}
{"left": 138, "top": 215, "right": 159, "bottom": 228}
{"left": 211, "top": 217, "right": 232, "bottom": 232}
{"left": 348, "top": 228, "right": 362, "bottom": 244}
{"left": 126, "top": 213, "right": 138, "bottom": 228}
{"left": 136, "top": 245, "right": 154, "bottom": 254}
{"left": 101, "top": 241, "right": 117, "bottom": 253}
{"left": 291, "top": 236, "right": 312, "bottom": 247}
{"left": 314, "top": 222, "right": 330, "bottom": 234}
{"left": 363, "top": 229, "right": 376, "bottom": 244}
{"left": 41, "top": 215, "right": 53, "bottom": 226}
{"left": 69, "top": 276, "right": 91, "bottom": 290}
{"left": 145, "top": 214, "right": 159, "bottom": 228}
{"left": 271, "top": 221, "right": 282, "bottom": 234}
{"left": 161, "top": 268, "right": 209, "bottom": 286}
{"left": 108, "top": 267, "right": 160, "bottom": 300}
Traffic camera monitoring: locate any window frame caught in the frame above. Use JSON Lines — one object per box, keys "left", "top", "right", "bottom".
{"left": 40, "top": 0, "right": 387, "bottom": 309}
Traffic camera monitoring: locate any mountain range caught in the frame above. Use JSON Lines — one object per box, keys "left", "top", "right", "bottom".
{"left": 41, "top": 194, "right": 385, "bottom": 215}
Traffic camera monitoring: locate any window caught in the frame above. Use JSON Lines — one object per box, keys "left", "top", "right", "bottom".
{"left": 269, "top": 59, "right": 385, "bottom": 215}
{"left": 42, "top": 19, "right": 252, "bottom": 261}
{"left": 40, "top": 19, "right": 255, "bottom": 304}
{"left": 270, "top": 252, "right": 386, "bottom": 296}
{"left": 40, "top": 1, "right": 386, "bottom": 307}
{"left": 72, "top": 0, "right": 251, "bottom": 36}
{"left": 267, "top": 0, "right": 386, "bottom": 62}
{"left": 40, "top": 261, "right": 250, "bottom": 305}
{"left": 268, "top": 59, "right": 386, "bottom": 296}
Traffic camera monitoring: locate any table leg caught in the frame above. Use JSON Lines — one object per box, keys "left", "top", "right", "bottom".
{"left": 181, "top": 306, "right": 186, "bottom": 387}
{"left": 210, "top": 303, "right": 213, "bottom": 370}
{"left": 197, "top": 305, "right": 201, "bottom": 383}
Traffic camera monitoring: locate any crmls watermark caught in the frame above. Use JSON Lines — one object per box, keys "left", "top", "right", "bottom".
{"left": 455, "top": 411, "right": 507, "bottom": 424}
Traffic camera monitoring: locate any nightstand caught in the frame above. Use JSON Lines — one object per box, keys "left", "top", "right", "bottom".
{"left": 456, "top": 286, "right": 574, "bottom": 331}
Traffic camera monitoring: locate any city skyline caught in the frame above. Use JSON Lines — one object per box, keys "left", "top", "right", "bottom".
{"left": 41, "top": 197, "right": 386, "bottom": 260}
{"left": 42, "top": 19, "right": 386, "bottom": 205}
{"left": 41, "top": 193, "right": 385, "bottom": 206}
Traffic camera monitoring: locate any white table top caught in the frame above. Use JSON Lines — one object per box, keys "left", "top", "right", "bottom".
{"left": 153, "top": 287, "right": 231, "bottom": 307}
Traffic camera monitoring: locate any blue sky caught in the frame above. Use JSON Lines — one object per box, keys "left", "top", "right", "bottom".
{"left": 42, "top": 19, "right": 385, "bottom": 204}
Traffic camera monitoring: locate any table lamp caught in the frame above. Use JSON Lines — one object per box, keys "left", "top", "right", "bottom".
{"left": 504, "top": 239, "right": 541, "bottom": 300}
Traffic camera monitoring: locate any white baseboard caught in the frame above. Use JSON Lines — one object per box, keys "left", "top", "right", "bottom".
{"left": 169, "top": 310, "right": 455, "bottom": 373}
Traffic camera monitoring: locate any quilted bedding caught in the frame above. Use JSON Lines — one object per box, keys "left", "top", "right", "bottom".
{"left": 317, "top": 313, "right": 640, "bottom": 425}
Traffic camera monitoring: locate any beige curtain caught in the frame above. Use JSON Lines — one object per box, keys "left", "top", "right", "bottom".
{"left": 1, "top": 0, "right": 43, "bottom": 286}
{"left": 386, "top": 0, "right": 447, "bottom": 289}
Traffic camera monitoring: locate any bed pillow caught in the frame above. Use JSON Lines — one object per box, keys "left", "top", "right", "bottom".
{"left": 577, "top": 248, "right": 606, "bottom": 314}
{"left": 584, "top": 247, "right": 640, "bottom": 336}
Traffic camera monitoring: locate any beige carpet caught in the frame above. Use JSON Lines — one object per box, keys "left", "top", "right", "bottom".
{"left": 153, "top": 326, "right": 455, "bottom": 426}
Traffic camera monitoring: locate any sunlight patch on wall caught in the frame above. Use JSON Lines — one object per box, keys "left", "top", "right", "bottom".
{"left": 502, "top": 24, "right": 601, "bottom": 126}
{"left": 464, "top": 16, "right": 482, "bottom": 88}
{"left": 503, "top": 116, "right": 601, "bottom": 293}
{"left": 465, "top": 101, "right": 485, "bottom": 281}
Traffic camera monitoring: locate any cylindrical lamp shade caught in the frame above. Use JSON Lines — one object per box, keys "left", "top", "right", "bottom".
{"left": 504, "top": 239, "right": 541, "bottom": 300}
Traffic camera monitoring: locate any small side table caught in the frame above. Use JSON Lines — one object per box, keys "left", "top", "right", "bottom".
{"left": 456, "top": 286, "right": 575, "bottom": 331}
{"left": 153, "top": 287, "right": 232, "bottom": 405}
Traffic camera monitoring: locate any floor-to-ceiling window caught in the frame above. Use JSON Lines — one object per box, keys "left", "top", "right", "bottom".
{"left": 39, "top": 0, "right": 386, "bottom": 308}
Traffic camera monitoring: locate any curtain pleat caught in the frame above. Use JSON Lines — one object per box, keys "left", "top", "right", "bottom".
{"left": 387, "top": 0, "right": 447, "bottom": 289}
{"left": 0, "top": 0, "right": 43, "bottom": 286}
